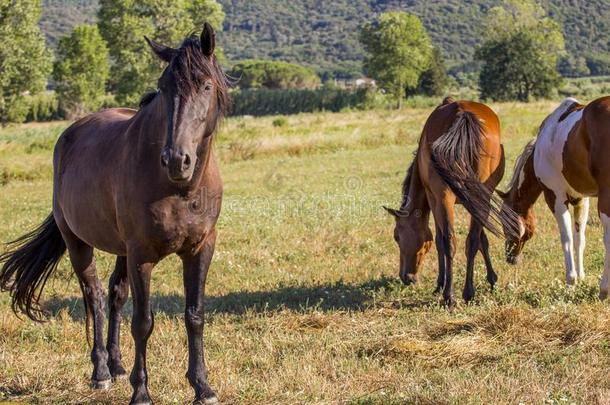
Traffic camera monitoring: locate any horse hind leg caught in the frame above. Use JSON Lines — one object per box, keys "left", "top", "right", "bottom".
{"left": 463, "top": 219, "right": 483, "bottom": 303}
{"left": 598, "top": 192, "right": 610, "bottom": 300}
{"left": 479, "top": 230, "right": 498, "bottom": 289}
{"left": 107, "top": 256, "right": 129, "bottom": 380}
{"left": 57, "top": 219, "right": 112, "bottom": 389}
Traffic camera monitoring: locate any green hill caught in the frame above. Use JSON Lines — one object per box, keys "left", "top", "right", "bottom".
{"left": 41, "top": 0, "right": 610, "bottom": 78}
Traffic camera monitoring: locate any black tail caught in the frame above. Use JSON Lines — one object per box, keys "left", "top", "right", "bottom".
{"left": 430, "top": 111, "right": 520, "bottom": 238}
{"left": 0, "top": 214, "right": 66, "bottom": 321}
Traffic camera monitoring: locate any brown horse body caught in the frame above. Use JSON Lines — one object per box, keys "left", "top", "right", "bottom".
{"left": 386, "top": 98, "right": 516, "bottom": 306}
{"left": 1, "top": 25, "right": 228, "bottom": 404}
{"left": 500, "top": 96, "right": 610, "bottom": 298}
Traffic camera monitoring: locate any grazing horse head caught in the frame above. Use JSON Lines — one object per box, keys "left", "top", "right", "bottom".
{"left": 384, "top": 206, "right": 433, "bottom": 285}
{"left": 144, "top": 23, "right": 230, "bottom": 184}
{"left": 497, "top": 140, "right": 539, "bottom": 264}
{"left": 384, "top": 163, "right": 433, "bottom": 285}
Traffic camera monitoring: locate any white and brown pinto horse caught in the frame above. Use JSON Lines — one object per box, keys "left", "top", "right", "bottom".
{"left": 385, "top": 97, "right": 518, "bottom": 306}
{"left": 499, "top": 96, "right": 610, "bottom": 297}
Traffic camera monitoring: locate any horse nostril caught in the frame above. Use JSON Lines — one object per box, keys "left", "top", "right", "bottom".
{"left": 183, "top": 154, "right": 191, "bottom": 169}
{"left": 160, "top": 150, "right": 169, "bottom": 167}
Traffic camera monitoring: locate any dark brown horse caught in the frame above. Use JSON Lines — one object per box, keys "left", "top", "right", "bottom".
{"left": 0, "top": 24, "right": 229, "bottom": 405}
{"left": 385, "top": 98, "right": 518, "bottom": 306}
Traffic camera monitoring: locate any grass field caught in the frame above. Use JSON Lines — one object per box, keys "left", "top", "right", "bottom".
{"left": 1, "top": 101, "right": 610, "bottom": 404}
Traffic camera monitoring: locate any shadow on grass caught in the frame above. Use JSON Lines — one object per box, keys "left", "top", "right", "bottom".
{"left": 44, "top": 276, "right": 429, "bottom": 321}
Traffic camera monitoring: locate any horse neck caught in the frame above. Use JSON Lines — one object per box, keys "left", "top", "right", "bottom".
{"left": 401, "top": 157, "right": 430, "bottom": 217}
{"left": 509, "top": 152, "right": 543, "bottom": 216}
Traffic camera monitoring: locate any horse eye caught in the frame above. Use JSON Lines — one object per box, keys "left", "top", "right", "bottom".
{"left": 204, "top": 83, "right": 212, "bottom": 92}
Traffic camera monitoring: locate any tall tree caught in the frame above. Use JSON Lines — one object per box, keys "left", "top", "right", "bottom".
{"left": 360, "top": 12, "right": 432, "bottom": 108}
{"left": 415, "top": 47, "right": 448, "bottom": 97}
{"left": 0, "top": 0, "right": 52, "bottom": 124}
{"left": 98, "top": 0, "right": 224, "bottom": 106}
{"left": 53, "top": 25, "right": 110, "bottom": 118}
{"left": 476, "top": 0, "right": 565, "bottom": 101}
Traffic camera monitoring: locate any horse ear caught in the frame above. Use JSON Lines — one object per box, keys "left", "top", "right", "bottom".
{"left": 495, "top": 189, "right": 509, "bottom": 200}
{"left": 383, "top": 206, "right": 401, "bottom": 218}
{"left": 200, "top": 22, "right": 216, "bottom": 57}
{"left": 144, "top": 36, "right": 176, "bottom": 63}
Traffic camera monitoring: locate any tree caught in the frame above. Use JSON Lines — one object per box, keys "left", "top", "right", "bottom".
{"left": 228, "top": 60, "right": 320, "bottom": 90}
{"left": 476, "top": 0, "right": 565, "bottom": 101}
{"left": 98, "top": 0, "right": 225, "bottom": 106}
{"left": 477, "top": 32, "right": 562, "bottom": 101}
{"left": 0, "top": 0, "right": 52, "bottom": 123}
{"left": 558, "top": 56, "right": 590, "bottom": 78}
{"left": 53, "top": 25, "right": 110, "bottom": 118}
{"left": 414, "top": 47, "right": 448, "bottom": 97}
{"left": 360, "top": 12, "right": 432, "bottom": 108}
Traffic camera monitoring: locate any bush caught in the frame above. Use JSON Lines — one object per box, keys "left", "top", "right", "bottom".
{"left": 230, "top": 87, "right": 381, "bottom": 116}
{"left": 229, "top": 59, "right": 321, "bottom": 90}
{"left": 272, "top": 117, "right": 288, "bottom": 127}
{"left": 26, "top": 92, "right": 60, "bottom": 122}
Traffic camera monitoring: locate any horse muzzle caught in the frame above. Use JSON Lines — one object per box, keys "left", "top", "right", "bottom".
{"left": 161, "top": 147, "right": 194, "bottom": 183}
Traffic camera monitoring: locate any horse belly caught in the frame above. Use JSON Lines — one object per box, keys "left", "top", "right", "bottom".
{"left": 57, "top": 167, "right": 126, "bottom": 255}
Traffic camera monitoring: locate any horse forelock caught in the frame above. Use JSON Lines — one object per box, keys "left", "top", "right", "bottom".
{"left": 140, "top": 35, "right": 231, "bottom": 127}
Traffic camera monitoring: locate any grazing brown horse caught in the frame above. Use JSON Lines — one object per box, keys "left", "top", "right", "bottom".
{"left": 0, "top": 24, "right": 229, "bottom": 405}
{"left": 499, "top": 96, "right": 610, "bottom": 298}
{"left": 385, "top": 98, "right": 518, "bottom": 306}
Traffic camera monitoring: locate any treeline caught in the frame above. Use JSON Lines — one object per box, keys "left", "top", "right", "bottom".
{"left": 2, "top": 0, "right": 609, "bottom": 124}
{"left": 40, "top": 0, "right": 610, "bottom": 80}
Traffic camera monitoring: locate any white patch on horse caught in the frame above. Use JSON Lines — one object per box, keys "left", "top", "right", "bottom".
{"left": 534, "top": 98, "right": 585, "bottom": 199}
{"left": 600, "top": 213, "right": 610, "bottom": 299}
{"left": 518, "top": 217, "right": 526, "bottom": 238}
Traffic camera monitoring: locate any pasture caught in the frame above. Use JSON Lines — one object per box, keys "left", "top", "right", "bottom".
{"left": 1, "top": 101, "right": 610, "bottom": 404}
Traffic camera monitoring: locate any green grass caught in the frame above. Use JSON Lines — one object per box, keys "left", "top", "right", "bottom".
{"left": 1, "top": 101, "right": 610, "bottom": 404}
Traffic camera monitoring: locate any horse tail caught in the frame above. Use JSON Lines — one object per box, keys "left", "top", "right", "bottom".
{"left": 430, "top": 111, "right": 520, "bottom": 238}
{"left": 0, "top": 214, "right": 67, "bottom": 321}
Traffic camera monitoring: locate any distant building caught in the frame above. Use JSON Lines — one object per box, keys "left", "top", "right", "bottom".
{"left": 354, "top": 77, "right": 376, "bottom": 88}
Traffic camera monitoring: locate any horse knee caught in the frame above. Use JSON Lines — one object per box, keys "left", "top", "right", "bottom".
{"left": 185, "top": 306, "right": 204, "bottom": 332}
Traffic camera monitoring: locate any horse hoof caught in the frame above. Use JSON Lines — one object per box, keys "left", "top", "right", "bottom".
{"left": 112, "top": 372, "right": 128, "bottom": 381}
{"left": 90, "top": 378, "right": 112, "bottom": 390}
{"left": 600, "top": 290, "right": 608, "bottom": 300}
{"left": 193, "top": 397, "right": 219, "bottom": 405}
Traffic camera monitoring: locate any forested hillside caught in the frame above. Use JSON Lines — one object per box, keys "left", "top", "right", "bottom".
{"left": 41, "top": 0, "right": 610, "bottom": 78}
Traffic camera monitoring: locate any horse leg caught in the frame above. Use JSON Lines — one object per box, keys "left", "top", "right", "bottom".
{"left": 180, "top": 230, "right": 217, "bottom": 404}
{"left": 544, "top": 189, "right": 577, "bottom": 285}
{"left": 127, "top": 252, "right": 155, "bottom": 405}
{"left": 463, "top": 219, "right": 482, "bottom": 303}
{"left": 573, "top": 198, "right": 589, "bottom": 281}
{"left": 598, "top": 192, "right": 610, "bottom": 300}
{"left": 479, "top": 230, "right": 497, "bottom": 289}
{"left": 433, "top": 225, "right": 446, "bottom": 294}
{"left": 433, "top": 199, "right": 456, "bottom": 307}
{"left": 59, "top": 225, "right": 111, "bottom": 389}
{"left": 107, "top": 256, "right": 129, "bottom": 379}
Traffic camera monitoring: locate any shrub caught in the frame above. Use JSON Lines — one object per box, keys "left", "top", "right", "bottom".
{"left": 229, "top": 59, "right": 321, "bottom": 90}
{"left": 272, "top": 117, "right": 288, "bottom": 127}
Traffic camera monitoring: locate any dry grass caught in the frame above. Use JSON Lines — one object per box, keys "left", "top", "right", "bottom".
{"left": 2, "top": 101, "right": 610, "bottom": 404}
